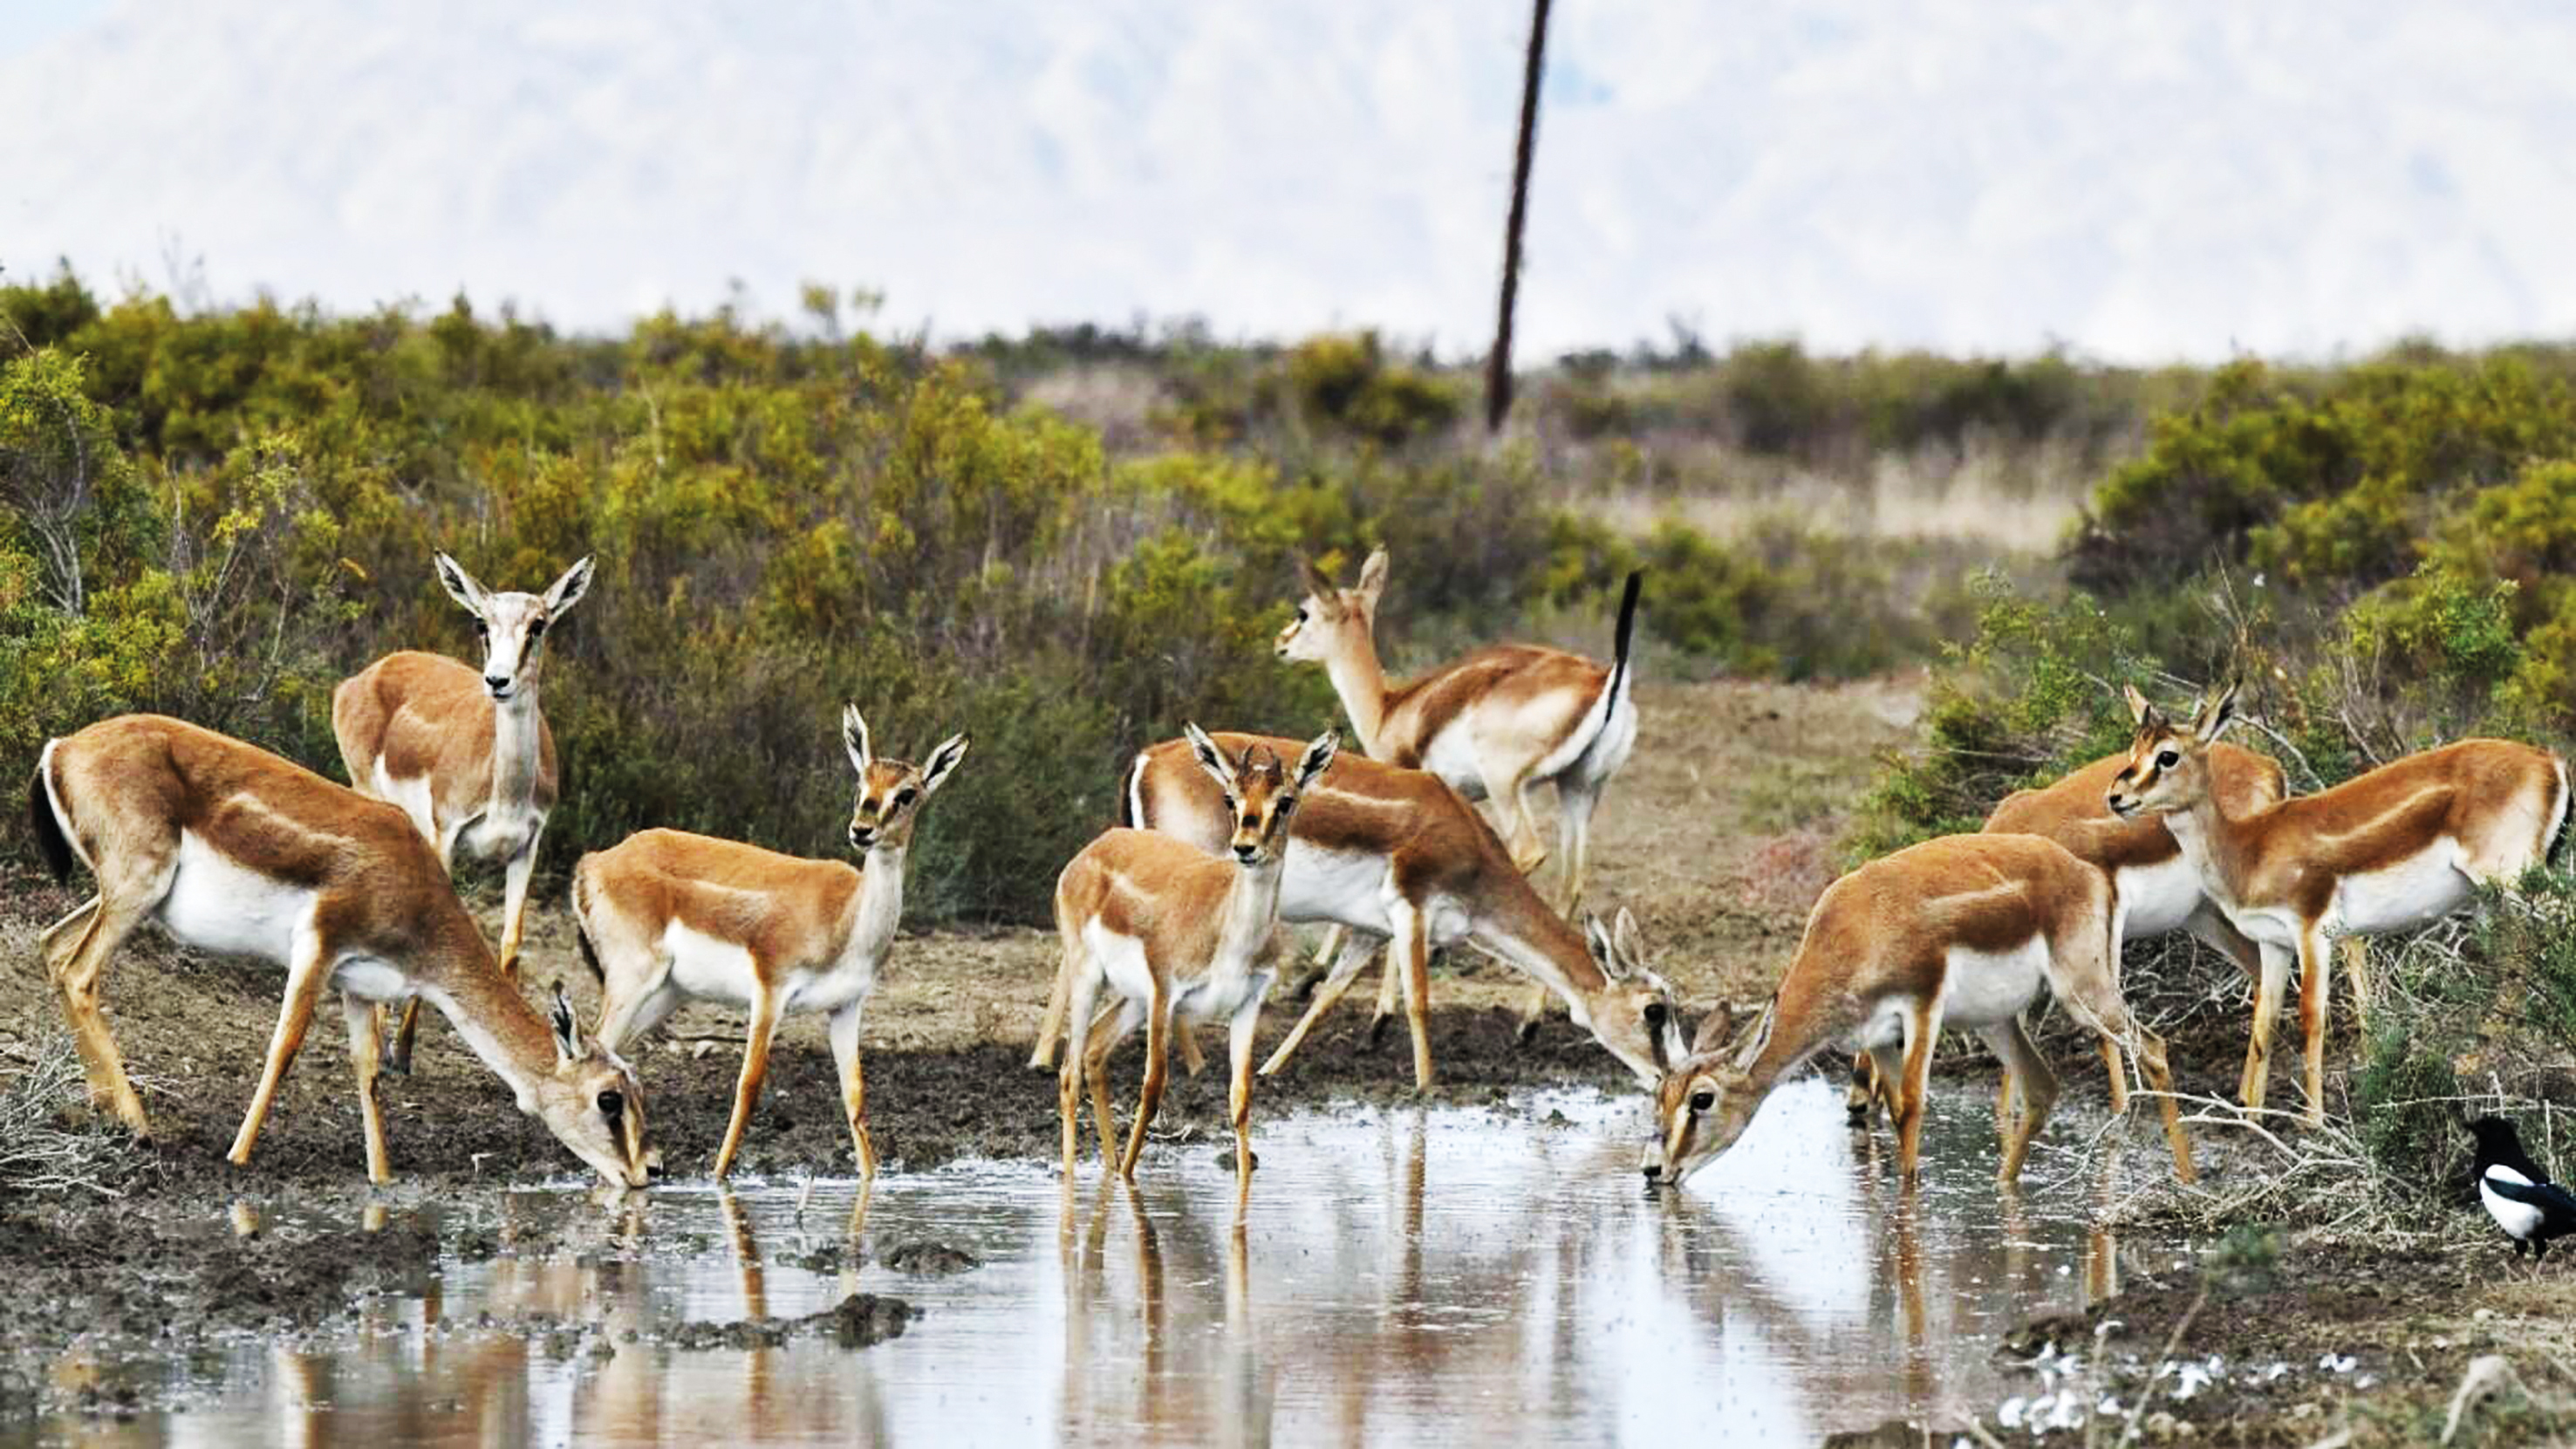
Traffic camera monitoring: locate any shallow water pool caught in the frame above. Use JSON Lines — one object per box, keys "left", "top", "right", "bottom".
{"left": 18, "top": 1079, "right": 2182, "bottom": 1446}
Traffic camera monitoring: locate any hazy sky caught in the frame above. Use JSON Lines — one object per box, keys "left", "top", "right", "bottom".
{"left": 7, "top": 1, "right": 2575, "bottom": 361}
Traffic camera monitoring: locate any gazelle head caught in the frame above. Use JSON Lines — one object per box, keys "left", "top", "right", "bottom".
{"left": 1577, "top": 907, "right": 1690, "bottom": 1088}
{"left": 2107, "top": 681, "right": 2237, "bottom": 820}
{"left": 434, "top": 553, "right": 596, "bottom": 703}
{"left": 1276, "top": 548, "right": 1389, "bottom": 662}
{"left": 841, "top": 707, "right": 971, "bottom": 854}
{"left": 1185, "top": 722, "right": 1338, "bottom": 865}
{"left": 1643, "top": 1003, "right": 1760, "bottom": 1189}
{"left": 536, "top": 981, "right": 651, "bottom": 1188}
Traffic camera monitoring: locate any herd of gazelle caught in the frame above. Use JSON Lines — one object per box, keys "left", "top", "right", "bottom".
{"left": 24, "top": 545, "right": 2570, "bottom": 1201}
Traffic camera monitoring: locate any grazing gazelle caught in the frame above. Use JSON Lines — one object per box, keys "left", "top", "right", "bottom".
{"left": 1033, "top": 732, "right": 1686, "bottom": 1090}
{"left": 26, "top": 714, "right": 648, "bottom": 1186}
{"left": 1050, "top": 725, "right": 1337, "bottom": 1182}
{"left": 1278, "top": 554, "right": 1643, "bottom": 1038}
{"left": 2108, "top": 683, "right": 2568, "bottom": 1126}
{"left": 572, "top": 706, "right": 969, "bottom": 1180}
{"left": 1642, "top": 833, "right": 2197, "bottom": 1190}
{"left": 1847, "top": 738, "right": 2291, "bottom": 1120}
{"left": 333, "top": 552, "right": 595, "bottom": 1074}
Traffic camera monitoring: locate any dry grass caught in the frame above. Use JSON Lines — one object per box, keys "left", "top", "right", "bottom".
{"left": 0, "top": 1030, "right": 139, "bottom": 1198}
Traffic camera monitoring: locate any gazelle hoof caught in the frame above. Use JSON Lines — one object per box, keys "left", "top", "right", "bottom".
{"left": 1513, "top": 1016, "right": 1541, "bottom": 1046}
{"left": 1365, "top": 1014, "right": 1391, "bottom": 1046}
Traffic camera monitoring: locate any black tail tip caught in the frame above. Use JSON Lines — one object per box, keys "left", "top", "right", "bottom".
{"left": 1613, "top": 571, "right": 1643, "bottom": 652}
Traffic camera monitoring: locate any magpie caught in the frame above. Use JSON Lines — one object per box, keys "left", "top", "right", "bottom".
{"left": 2467, "top": 1116, "right": 2576, "bottom": 1263}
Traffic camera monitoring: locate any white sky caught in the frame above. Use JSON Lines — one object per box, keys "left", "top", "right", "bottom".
{"left": 6, "top": 0, "right": 2575, "bottom": 362}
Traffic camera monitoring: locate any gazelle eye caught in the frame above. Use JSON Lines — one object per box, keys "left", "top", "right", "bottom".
{"left": 1644, "top": 1001, "right": 1669, "bottom": 1027}
{"left": 2156, "top": 749, "right": 2179, "bottom": 769}
{"left": 893, "top": 788, "right": 918, "bottom": 809}
{"left": 598, "top": 1090, "right": 625, "bottom": 1119}
{"left": 529, "top": 619, "right": 548, "bottom": 639}
{"left": 1688, "top": 1089, "right": 1716, "bottom": 1114}
{"left": 1294, "top": 606, "right": 1308, "bottom": 622}
{"left": 474, "top": 619, "right": 489, "bottom": 637}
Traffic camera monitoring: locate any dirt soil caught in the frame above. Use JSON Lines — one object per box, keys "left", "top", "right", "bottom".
{"left": 3, "top": 673, "right": 2562, "bottom": 1445}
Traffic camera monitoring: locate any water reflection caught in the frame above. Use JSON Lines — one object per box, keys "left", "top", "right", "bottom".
{"left": 20, "top": 1081, "right": 2171, "bottom": 1447}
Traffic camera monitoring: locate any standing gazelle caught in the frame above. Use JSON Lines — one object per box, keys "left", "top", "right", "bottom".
{"left": 572, "top": 706, "right": 969, "bottom": 1180}
{"left": 1052, "top": 725, "right": 1336, "bottom": 1183}
{"left": 1278, "top": 552, "right": 1642, "bottom": 1038}
{"left": 333, "top": 552, "right": 595, "bottom": 1073}
{"left": 1643, "top": 833, "right": 2197, "bottom": 1190}
{"left": 1043, "top": 732, "right": 1686, "bottom": 1090}
{"left": 27, "top": 714, "right": 647, "bottom": 1186}
{"left": 2108, "top": 683, "right": 2569, "bottom": 1126}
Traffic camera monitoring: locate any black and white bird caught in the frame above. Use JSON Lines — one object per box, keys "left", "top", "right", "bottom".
{"left": 2468, "top": 1116, "right": 2576, "bottom": 1264}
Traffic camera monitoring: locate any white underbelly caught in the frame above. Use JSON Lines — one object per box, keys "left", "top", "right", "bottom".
{"left": 780, "top": 959, "right": 876, "bottom": 1016}
{"left": 331, "top": 958, "right": 411, "bottom": 1002}
{"left": 2484, "top": 1171, "right": 2545, "bottom": 1241}
{"left": 1278, "top": 844, "right": 1395, "bottom": 935}
{"left": 1935, "top": 937, "right": 2048, "bottom": 1030}
{"left": 2114, "top": 855, "right": 2206, "bottom": 940}
{"left": 2332, "top": 846, "right": 2471, "bottom": 937}
{"left": 1416, "top": 730, "right": 1486, "bottom": 799}
{"left": 1083, "top": 921, "right": 1158, "bottom": 1007}
{"left": 156, "top": 830, "right": 311, "bottom": 962}
{"left": 663, "top": 922, "right": 763, "bottom": 1007}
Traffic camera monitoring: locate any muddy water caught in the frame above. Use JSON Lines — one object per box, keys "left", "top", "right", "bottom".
{"left": 16, "top": 1081, "right": 2179, "bottom": 1447}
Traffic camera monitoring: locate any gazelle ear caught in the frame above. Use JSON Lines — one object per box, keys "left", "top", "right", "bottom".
{"left": 2122, "top": 683, "right": 2156, "bottom": 727}
{"left": 842, "top": 704, "right": 872, "bottom": 775}
{"left": 1690, "top": 1002, "right": 1735, "bottom": 1056}
{"left": 1356, "top": 548, "right": 1389, "bottom": 606}
{"left": 550, "top": 981, "right": 584, "bottom": 1065}
{"left": 434, "top": 552, "right": 488, "bottom": 614}
{"left": 1582, "top": 912, "right": 1623, "bottom": 977}
{"left": 1612, "top": 906, "right": 1644, "bottom": 965}
{"left": 2191, "top": 681, "right": 2240, "bottom": 744}
{"left": 1297, "top": 557, "right": 1340, "bottom": 610}
{"left": 1184, "top": 722, "right": 1238, "bottom": 793}
{"left": 920, "top": 733, "right": 971, "bottom": 795}
{"left": 544, "top": 556, "right": 597, "bottom": 615}
{"left": 1295, "top": 729, "right": 1339, "bottom": 789}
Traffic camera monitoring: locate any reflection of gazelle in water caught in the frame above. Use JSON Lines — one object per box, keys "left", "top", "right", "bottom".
{"left": 1055, "top": 1181, "right": 1270, "bottom": 1448}
{"left": 1644, "top": 834, "right": 2197, "bottom": 1189}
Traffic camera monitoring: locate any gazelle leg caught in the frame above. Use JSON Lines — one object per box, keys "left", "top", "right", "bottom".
{"left": 2297, "top": 927, "right": 2333, "bottom": 1130}
{"left": 2340, "top": 936, "right": 2374, "bottom": 1041}
{"left": 41, "top": 892, "right": 154, "bottom": 1133}
{"left": 1891, "top": 1007, "right": 1937, "bottom": 1181}
{"left": 1057, "top": 962, "right": 1104, "bottom": 1175}
{"left": 2098, "top": 1034, "right": 2129, "bottom": 1117}
{"left": 1083, "top": 998, "right": 1141, "bottom": 1170}
{"left": 344, "top": 991, "right": 392, "bottom": 1184}
{"left": 1846, "top": 1052, "right": 1880, "bottom": 1123}
{"left": 2185, "top": 900, "right": 2264, "bottom": 987}
{"left": 1980, "top": 1019, "right": 2058, "bottom": 1186}
{"left": 712, "top": 987, "right": 783, "bottom": 1180}
{"left": 496, "top": 834, "right": 540, "bottom": 981}
{"left": 386, "top": 842, "right": 463, "bottom": 1077}
{"left": 1367, "top": 939, "right": 1404, "bottom": 1045}
{"left": 1118, "top": 981, "right": 1172, "bottom": 1180}
{"left": 1390, "top": 904, "right": 1435, "bottom": 1091}
{"left": 1281, "top": 925, "right": 1351, "bottom": 1002}
{"left": 2053, "top": 959, "right": 2198, "bottom": 1185}
{"left": 1227, "top": 975, "right": 1270, "bottom": 1185}
{"left": 827, "top": 1001, "right": 877, "bottom": 1180}
{"left": 1263, "top": 930, "right": 1382, "bottom": 1076}
{"left": 229, "top": 923, "right": 331, "bottom": 1167}
{"left": 2239, "top": 941, "right": 2294, "bottom": 1111}
{"left": 1175, "top": 1021, "right": 1207, "bottom": 1077}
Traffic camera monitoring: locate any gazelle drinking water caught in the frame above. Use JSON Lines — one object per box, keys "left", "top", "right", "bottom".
{"left": 571, "top": 706, "right": 969, "bottom": 1181}
{"left": 2108, "top": 682, "right": 2568, "bottom": 1126}
{"left": 27, "top": 714, "right": 647, "bottom": 1186}
{"left": 1042, "top": 732, "right": 1685, "bottom": 1090}
{"left": 333, "top": 551, "right": 595, "bottom": 1073}
{"left": 1643, "top": 833, "right": 2196, "bottom": 1190}
{"left": 1048, "top": 725, "right": 1337, "bottom": 1183}
{"left": 1277, "top": 553, "right": 1642, "bottom": 1039}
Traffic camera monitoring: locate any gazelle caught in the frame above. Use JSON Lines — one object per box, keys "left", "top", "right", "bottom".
{"left": 1032, "top": 732, "right": 1687, "bottom": 1090}
{"left": 1278, "top": 553, "right": 1643, "bottom": 1037}
{"left": 2108, "top": 683, "right": 2569, "bottom": 1126}
{"left": 1846, "top": 739, "right": 2291, "bottom": 1119}
{"left": 572, "top": 706, "right": 969, "bottom": 1180}
{"left": 333, "top": 551, "right": 595, "bottom": 1073}
{"left": 1051, "top": 725, "right": 1336, "bottom": 1182}
{"left": 1642, "top": 833, "right": 2197, "bottom": 1189}
{"left": 26, "top": 714, "right": 647, "bottom": 1186}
